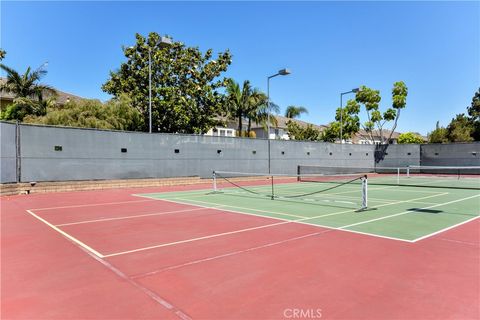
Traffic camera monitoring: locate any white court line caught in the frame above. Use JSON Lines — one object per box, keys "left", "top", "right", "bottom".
{"left": 130, "top": 231, "right": 328, "bottom": 279}
{"left": 340, "top": 194, "right": 480, "bottom": 229}
{"left": 179, "top": 192, "right": 447, "bottom": 222}
{"left": 135, "top": 194, "right": 306, "bottom": 219}
{"left": 55, "top": 207, "right": 212, "bottom": 226}
{"left": 31, "top": 199, "right": 159, "bottom": 211}
{"left": 115, "top": 194, "right": 415, "bottom": 258}
{"left": 412, "top": 215, "right": 480, "bottom": 243}
{"left": 103, "top": 220, "right": 293, "bottom": 257}
{"left": 25, "top": 209, "right": 104, "bottom": 258}
{"left": 137, "top": 195, "right": 415, "bottom": 243}
{"left": 78, "top": 242, "right": 192, "bottom": 320}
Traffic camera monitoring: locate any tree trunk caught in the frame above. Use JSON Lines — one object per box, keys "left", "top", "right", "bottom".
{"left": 238, "top": 116, "right": 242, "bottom": 137}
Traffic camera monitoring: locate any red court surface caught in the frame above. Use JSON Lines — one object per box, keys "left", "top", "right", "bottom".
{"left": 1, "top": 184, "right": 479, "bottom": 319}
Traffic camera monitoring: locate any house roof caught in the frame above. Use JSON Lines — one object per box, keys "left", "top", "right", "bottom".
{"left": 0, "top": 77, "right": 85, "bottom": 105}
{"left": 251, "top": 115, "right": 327, "bottom": 131}
{"left": 355, "top": 129, "right": 402, "bottom": 140}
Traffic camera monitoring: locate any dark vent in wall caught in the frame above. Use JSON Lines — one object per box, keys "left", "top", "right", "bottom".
{"left": 54, "top": 146, "right": 62, "bottom": 151}
{"left": 174, "top": 149, "right": 180, "bottom": 154}
{"left": 217, "top": 150, "right": 222, "bottom": 154}
{"left": 407, "top": 152, "right": 411, "bottom": 155}
{"left": 306, "top": 152, "right": 310, "bottom": 156}
{"left": 121, "top": 148, "right": 127, "bottom": 153}
{"left": 329, "top": 152, "right": 332, "bottom": 156}
{"left": 252, "top": 150, "right": 256, "bottom": 154}
{"left": 366, "top": 153, "right": 369, "bottom": 156}
{"left": 281, "top": 151, "right": 285, "bottom": 155}
{"left": 435, "top": 152, "right": 439, "bottom": 156}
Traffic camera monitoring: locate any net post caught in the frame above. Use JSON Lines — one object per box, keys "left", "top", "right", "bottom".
{"left": 297, "top": 165, "right": 301, "bottom": 182}
{"left": 397, "top": 167, "right": 400, "bottom": 185}
{"left": 361, "top": 175, "right": 368, "bottom": 210}
{"left": 407, "top": 166, "right": 410, "bottom": 178}
{"left": 270, "top": 174, "right": 274, "bottom": 200}
{"left": 212, "top": 171, "right": 217, "bottom": 192}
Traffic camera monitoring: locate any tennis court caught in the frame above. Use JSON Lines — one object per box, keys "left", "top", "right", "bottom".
{"left": 137, "top": 167, "right": 480, "bottom": 242}
{"left": 2, "top": 166, "right": 479, "bottom": 319}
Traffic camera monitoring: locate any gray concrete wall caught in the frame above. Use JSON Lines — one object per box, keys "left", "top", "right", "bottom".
{"left": 420, "top": 143, "right": 480, "bottom": 167}
{"left": 19, "top": 124, "right": 269, "bottom": 181}
{"left": 1, "top": 123, "right": 479, "bottom": 182}
{"left": 0, "top": 122, "right": 17, "bottom": 183}
{"left": 270, "top": 140, "right": 375, "bottom": 174}
{"left": 374, "top": 144, "right": 421, "bottom": 169}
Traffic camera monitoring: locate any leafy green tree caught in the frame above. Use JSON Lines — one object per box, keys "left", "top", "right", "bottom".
{"left": 356, "top": 82, "right": 408, "bottom": 144}
{"left": 286, "top": 120, "right": 321, "bottom": 141}
{"left": 467, "top": 88, "right": 480, "bottom": 141}
{"left": 446, "top": 114, "right": 474, "bottom": 142}
{"left": 321, "top": 99, "right": 360, "bottom": 142}
{"left": 24, "top": 95, "right": 143, "bottom": 131}
{"left": 285, "top": 105, "right": 308, "bottom": 119}
{"left": 428, "top": 121, "right": 448, "bottom": 143}
{"left": 323, "top": 82, "right": 408, "bottom": 143}
{"left": 397, "top": 132, "right": 424, "bottom": 144}
{"left": 0, "top": 64, "right": 57, "bottom": 120}
{"left": 102, "top": 32, "right": 232, "bottom": 134}
{"left": 0, "top": 49, "right": 6, "bottom": 61}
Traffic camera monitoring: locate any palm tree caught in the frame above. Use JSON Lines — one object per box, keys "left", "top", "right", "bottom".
{"left": 248, "top": 94, "right": 280, "bottom": 134}
{"left": 285, "top": 105, "right": 308, "bottom": 119}
{"left": 225, "top": 79, "right": 252, "bottom": 136}
{"left": 0, "top": 64, "right": 57, "bottom": 119}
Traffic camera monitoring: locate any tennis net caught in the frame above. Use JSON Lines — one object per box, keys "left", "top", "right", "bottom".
{"left": 297, "top": 165, "right": 480, "bottom": 190}
{"left": 212, "top": 170, "right": 368, "bottom": 210}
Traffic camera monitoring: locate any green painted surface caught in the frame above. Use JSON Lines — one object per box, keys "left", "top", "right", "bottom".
{"left": 139, "top": 180, "right": 479, "bottom": 241}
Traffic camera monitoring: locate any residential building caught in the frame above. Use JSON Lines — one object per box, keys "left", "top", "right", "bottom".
{"left": 251, "top": 115, "right": 327, "bottom": 140}
{"left": 0, "top": 77, "right": 84, "bottom": 110}
{"left": 350, "top": 129, "right": 401, "bottom": 144}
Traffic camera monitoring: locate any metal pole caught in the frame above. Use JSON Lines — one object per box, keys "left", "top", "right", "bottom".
{"left": 15, "top": 120, "right": 21, "bottom": 183}
{"left": 148, "top": 48, "right": 152, "bottom": 133}
{"left": 340, "top": 93, "right": 343, "bottom": 143}
{"left": 267, "top": 77, "right": 271, "bottom": 174}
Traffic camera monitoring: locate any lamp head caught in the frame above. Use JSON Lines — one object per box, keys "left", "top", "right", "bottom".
{"left": 278, "top": 68, "right": 291, "bottom": 76}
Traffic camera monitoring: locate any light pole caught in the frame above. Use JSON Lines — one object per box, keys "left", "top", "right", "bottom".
{"left": 148, "top": 36, "right": 172, "bottom": 133}
{"left": 267, "top": 68, "right": 291, "bottom": 174}
{"left": 339, "top": 88, "right": 359, "bottom": 143}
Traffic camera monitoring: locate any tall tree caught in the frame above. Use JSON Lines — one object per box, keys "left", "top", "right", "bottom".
{"left": 284, "top": 105, "right": 308, "bottom": 119}
{"left": 245, "top": 88, "right": 269, "bottom": 133}
{"left": 428, "top": 121, "right": 448, "bottom": 143}
{"left": 446, "top": 114, "right": 474, "bottom": 142}
{"left": 225, "top": 79, "right": 277, "bottom": 136}
{"left": 321, "top": 99, "right": 360, "bottom": 142}
{"left": 102, "top": 32, "right": 232, "bottom": 134}
{"left": 467, "top": 88, "right": 480, "bottom": 141}
{"left": 0, "top": 64, "right": 57, "bottom": 120}
{"left": 321, "top": 82, "right": 408, "bottom": 144}
{"left": 225, "top": 79, "right": 251, "bottom": 136}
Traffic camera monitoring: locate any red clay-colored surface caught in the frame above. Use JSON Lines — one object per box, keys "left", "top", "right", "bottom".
{"left": 1, "top": 185, "right": 479, "bottom": 319}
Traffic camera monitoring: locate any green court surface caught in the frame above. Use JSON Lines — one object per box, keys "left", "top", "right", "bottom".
{"left": 137, "top": 177, "right": 480, "bottom": 242}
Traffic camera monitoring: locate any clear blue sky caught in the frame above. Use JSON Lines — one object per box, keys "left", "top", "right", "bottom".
{"left": 2, "top": 1, "right": 479, "bottom": 135}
